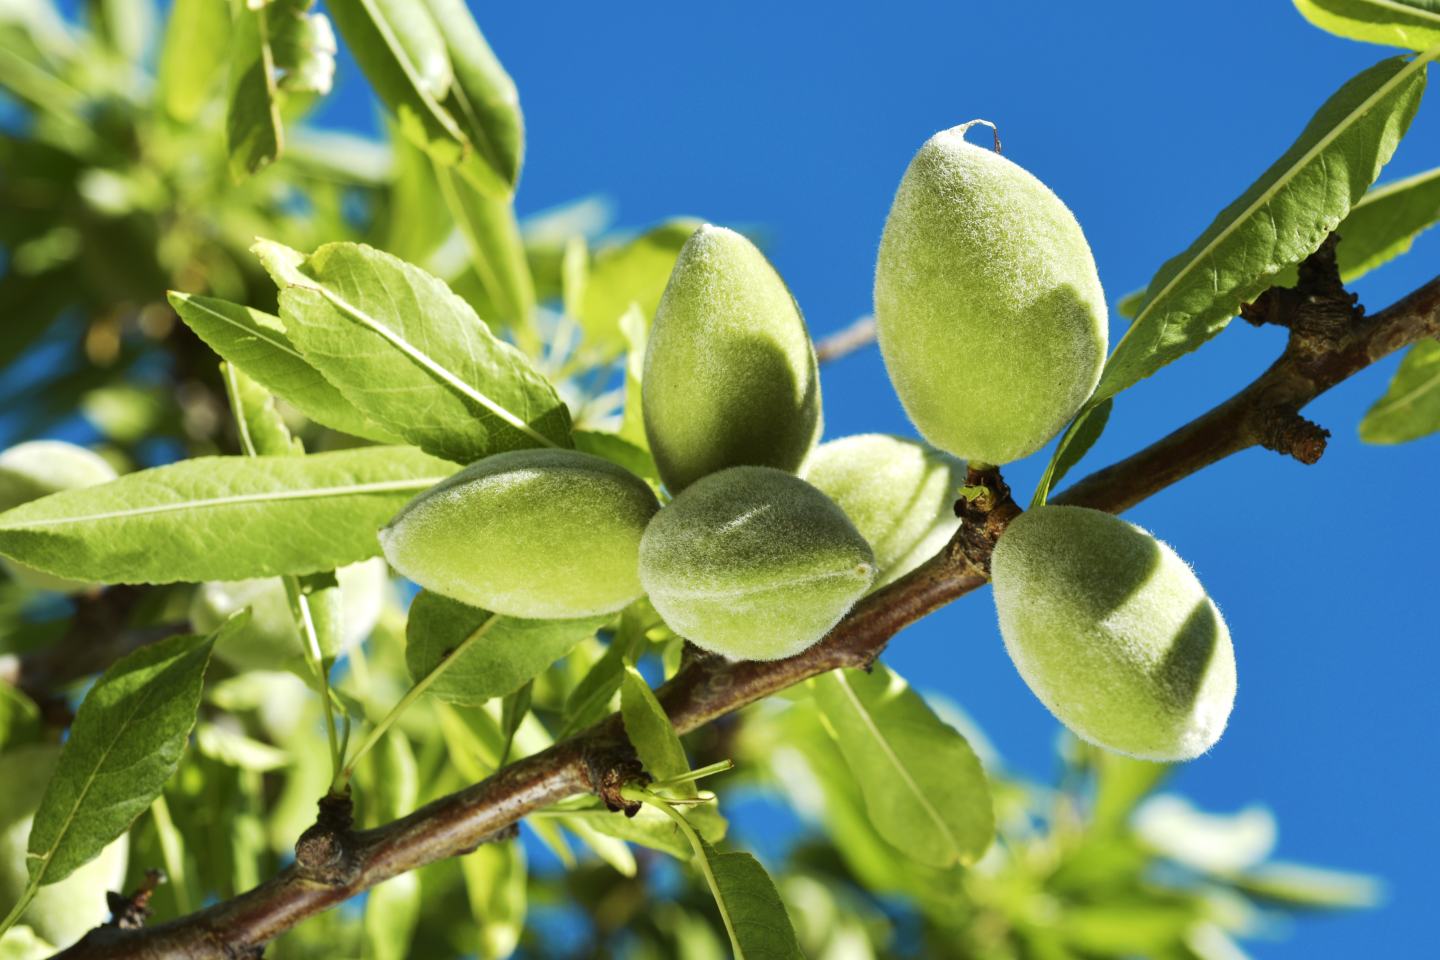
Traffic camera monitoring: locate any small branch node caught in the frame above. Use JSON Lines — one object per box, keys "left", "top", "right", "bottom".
{"left": 104, "top": 868, "right": 165, "bottom": 931}
{"left": 583, "top": 741, "right": 648, "bottom": 816}
{"left": 294, "top": 789, "right": 358, "bottom": 884}
{"left": 1257, "top": 408, "right": 1330, "bottom": 464}
{"left": 951, "top": 465, "right": 1021, "bottom": 577}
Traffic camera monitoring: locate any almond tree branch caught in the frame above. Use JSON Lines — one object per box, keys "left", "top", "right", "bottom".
{"left": 52, "top": 257, "right": 1440, "bottom": 959}
{"left": 814, "top": 315, "right": 877, "bottom": 364}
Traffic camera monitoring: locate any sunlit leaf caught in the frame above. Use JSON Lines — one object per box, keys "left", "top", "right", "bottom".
{"left": 1358, "top": 338, "right": 1440, "bottom": 443}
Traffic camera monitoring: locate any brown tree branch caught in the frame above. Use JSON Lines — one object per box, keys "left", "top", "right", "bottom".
{"left": 51, "top": 261, "right": 1440, "bottom": 959}
{"left": 814, "top": 315, "right": 877, "bottom": 364}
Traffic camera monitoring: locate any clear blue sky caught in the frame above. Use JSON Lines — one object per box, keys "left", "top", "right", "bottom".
{"left": 147, "top": 1, "right": 1440, "bottom": 955}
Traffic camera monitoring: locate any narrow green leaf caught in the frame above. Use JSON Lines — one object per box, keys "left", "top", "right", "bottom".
{"left": 573, "top": 430, "right": 659, "bottom": 486}
{"left": 421, "top": 0, "right": 525, "bottom": 195}
{"left": 1232, "top": 862, "right": 1382, "bottom": 908}
{"left": 1358, "top": 339, "right": 1440, "bottom": 443}
{"left": 363, "top": 871, "right": 420, "bottom": 960}
{"left": 1113, "top": 165, "right": 1440, "bottom": 317}
{"left": 697, "top": 838, "right": 804, "bottom": 960}
{"left": 195, "top": 722, "right": 291, "bottom": 772}
{"left": 579, "top": 219, "right": 699, "bottom": 351}
{"left": 1099, "top": 52, "right": 1431, "bottom": 403}
{"left": 1294, "top": 0, "right": 1440, "bottom": 50}
{"left": 618, "top": 304, "right": 650, "bottom": 450}
{"left": 325, "top": 0, "right": 467, "bottom": 166}
{"left": 0, "top": 686, "right": 40, "bottom": 754}
{"left": 0, "top": 447, "right": 454, "bottom": 584}
{"left": 169, "top": 291, "right": 401, "bottom": 444}
{"left": 435, "top": 167, "right": 537, "bottom": 328}
{"left": 498, "top": 682, "right": 532, "bottom": 764}
{"left": 268, "top": 1, "right": 337, "bottom": 96}
{"left": 1031, "top": 398, "right": 1112, "bottom": 507}
{"left": 253, "top": 239, "right": 567, "bottom": 462}
{"left": 383, "top": 124, "right": 452, "bottom": 264}
{"left": 27, "top": 626, "right": 227, "bottom": 886}
{"left": 1330, "top": 165, "right": 1440, "bottom": 277}
{"left": 459, "top": 840, "right": 526, "bottom": 960}
{"left": 226, "top": 0, "right": 284, "bottom": 181}
{"left": 811, "top": 663, "right": 993, "bottom": 868}
{"left": 558, "top": 637, "right": 631, "bottom": 738}
{"left": 552, "top": 805, "right": 693, "bottom": 860}
{"left": 221, "top": 362, "right": 303, "bottom": 457}
{"left": 157, "top": 0, "right": 230, "bottom": 122}
{"left": 620, "top": 665, "right": 691, "bottom": 788}
{"left": 404, "top": 591, "right": 607, "bottom": 706}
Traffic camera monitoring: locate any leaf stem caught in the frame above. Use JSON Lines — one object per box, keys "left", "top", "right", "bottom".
{"left": 635, "top": 791, "right": 745, "bottom": 958}
{"left": 340, "top": 613, "right": 501, "bottom": 784}
{"left": 282, "top": 576, "right": 343, "bottom": 786}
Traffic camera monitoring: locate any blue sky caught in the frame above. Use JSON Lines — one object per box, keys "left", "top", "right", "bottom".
{"left": 356, "top": 4, "right": 1437, "bottom": 956}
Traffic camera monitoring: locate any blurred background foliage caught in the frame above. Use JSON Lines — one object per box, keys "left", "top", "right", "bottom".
{"left": 0, "top": 2, "right": 1384, "bottom": 958}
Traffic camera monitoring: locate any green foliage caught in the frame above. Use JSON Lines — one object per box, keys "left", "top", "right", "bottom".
{"left": 1294, "top": 0, "right": 1440, "bottom": 49}
{"left": 643, "top": 225, "right": 822, "bottom": 493}
{"left": 381, "top": 449, "right": 658, "bottom": 618}
{"left": 0, "top": 447, "right": 453, "bottom": 584}
{"left": 992, "top": 506, "right": 1236, "bottom": 760}
{"left": 620, "top": 665, "right": 691, "bottom": 787}
{"left": 13, "top": 625, "right": 225, "bottom": 928}
{"left": 811, "top": 664, "right": 993, "bottom": 868}
{"left": 1359, "top": 338, "right": 1440, "bottom": 443}
{"left": 404, "top": 591, "right": 608, "bottom": 705}
{"left": 875, "top": 120, "right": 1108, "bottom": 466}
{"left": 639, "top": 466, "right": 875, "bottom": 661}
{"left": 253, "top": 239, "right": 571, "bottom": 463}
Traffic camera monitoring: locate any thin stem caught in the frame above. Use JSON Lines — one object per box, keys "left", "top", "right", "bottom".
{"left": 650, "top": 759, "right": 735, "bottom": 790}
{"left": 150, "top": 793, "right": 193, "bottom": 916}
{"left": 282, "top": 577, "right": 343, "bottom": 786}
{"left": 340, "top": 613, "right": 502, "bottom": 784}
{"left": 637, "top": 792, "right": 743, "bottom": 956}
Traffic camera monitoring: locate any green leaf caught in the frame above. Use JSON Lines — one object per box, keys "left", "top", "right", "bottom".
{"left": 696, "top": 838, "right": 804, "bottom": 960}
{"left": 435, "top": 168, "right": 537, "bottom": 328}
{"left": 620, "top": 665, "right": 691, "bottom": 789}
{"left": 459, "top": 840, "right": 526, "bottom": 960}
{"left": 363, "top": 871, "right": 419, "bottom": 960}
{"left": 221, "top": 362, "right": 303, "bottom": 457}
{"left": 1358, "top": 338, "right": 1440, "bottom": 443}
{"left": 269, "top": 1, "right": 337, "bottom": 96}
{"left": 579, "top": 219, "right": 699, "bottom": 351}
{"left": 811, "top": 663, "right": 993, "bottom": 868}
{"left": 1031, "top": 397, "right": 1112, "bottom": 508}
{"left": 1113, "top": 165, "right": 1440, "bottom": 315}
{"left": 1330, "top": 165, "right": 1440, "bottom": 278}
{"left": 1294, "top": 0, "right": 1440, "bottom": 50}
{"left": 1232, "top": 862, "right": 1382, "bottom": 908}
{"left": 558, "top": 637, "right": 631, "bottom": 738}
{"left": 157, "top": 0, "right": 231, "bottom": 122}
{"left": 618, "top": 304, "right": 650, "bottom": 450}
{"left": 573, "top": 429, "right": 660, "bottom": 486}
{"left": 226, "top": 0, "right": 284, "bottom": 181}
{"left": 195, "top": 722, "right": 291, "bottom": 772}
{"left": 383, "top": 125, "right": 452, "bottom": 264}
{"left": 554, "top": 805, "right": 694, "bottom": 860}
{"left": 0, "top": 447, "right": 453, "bottom": 584}
{"left": 0, "top": 686, "right": 40, "bottom": 753}
{"left": 325, "top": 0, "right": 467, "bottom": 166}
{"left": 27, "top": 627, "right": 226, "bottom": 886}
{"left": 253, "top": 239, "right": 567, "bottom": 462}
{"left": 168, "top": 291, "right": 401, "bottom": 444}
{"left": 1099, "top": 52, "right": 1432, "bottom": 404}
{"left": 404, "top": 591, "right": 607, "bottom": 706}
{"left": 421, "top": 0, "right": 524, "bottom": 195}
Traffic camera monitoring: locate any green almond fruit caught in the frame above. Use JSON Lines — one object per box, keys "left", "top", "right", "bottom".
{"left": 991, "top": 505, "right": 1236, "bottom": 761}
{"left": 639, "top": 466, "right": 875, "bottom": 661}
{"left": 380, "top": 449, "right": 658, "bottom": 619}
{"left": 804, "top": 433, "right": 964, "bottom": 588}
{"left": 0, "top": 441, "right": 118, "bottom": 593}
{"left": 188, "top": 557, "right": 389, "bottom": 676}
{"left": 0, "top": 745, "right": 130, "bottom": 949}
{"left": 642, "top": 224, "right": 821, "bottom": 493}
{"left": 874, "top": 122, "right": 1107, "bottom": 465}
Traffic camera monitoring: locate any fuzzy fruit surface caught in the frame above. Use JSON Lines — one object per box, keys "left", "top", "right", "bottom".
{"left": 643, "top": 224, "right": 821, "bottom": 493}
{"left": 874, "top": 124, "right": 1107, "bottom": 465}
{"left": 0, "top": 441, "right": 117, "bottom": 592}
{"left": 188, "top": 557, "right": 389, "bottom": 676}
{"left": 0, "top": 745, "right": 130, "bottom": 949}
{"left": 991, "top": 505, "right": 1235, "bottom": 761}
{"left": 639, "top": 466, "right": 875, "bottom": 661}
{"left": 381, "top": 448, "right": 659, "bottom": 619}
{"left": 805, "top": 433, "right": 964, "bottom": 589}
